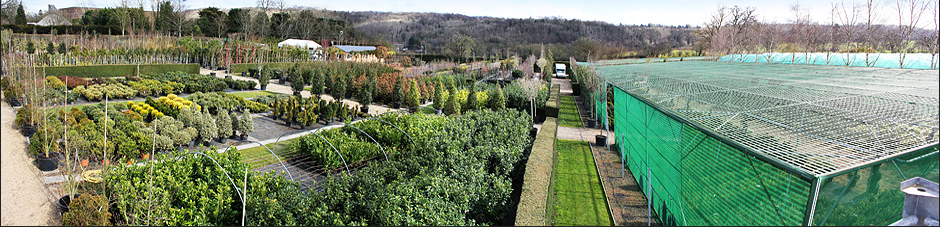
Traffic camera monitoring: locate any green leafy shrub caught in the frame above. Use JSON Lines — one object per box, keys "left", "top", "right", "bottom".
{"left": 74, "top": 83, "right": 137, "bottom": 101}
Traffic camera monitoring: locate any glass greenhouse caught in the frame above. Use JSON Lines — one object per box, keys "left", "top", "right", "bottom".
{"left": 596, "top": 61, "right": 939, "bottom": 226}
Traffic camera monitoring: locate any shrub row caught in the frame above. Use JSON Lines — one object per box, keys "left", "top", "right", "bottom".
{"left": 515, "top": 116, "right": 558, "bottom": 226}
{"left": 545, "top": 84, "right": 561, "bottom": 118}
{"left": 39, "top": 64, "right": 199, "bottom": 78}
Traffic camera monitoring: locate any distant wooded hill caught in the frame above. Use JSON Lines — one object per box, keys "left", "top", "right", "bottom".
{"left": 318, "top": 10, "right": 701, "bottom": 61}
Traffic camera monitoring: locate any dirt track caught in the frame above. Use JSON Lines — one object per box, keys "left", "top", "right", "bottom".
{"left": 1, "top": 100, "right": 58, "bottom": 226}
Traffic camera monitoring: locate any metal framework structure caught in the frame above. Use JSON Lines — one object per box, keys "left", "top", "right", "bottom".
{"left": 599, "top": 61, "right": 939, "bottom": 177}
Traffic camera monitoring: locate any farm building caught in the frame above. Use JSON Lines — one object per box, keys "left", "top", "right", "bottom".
{"left": 594, "top": 61, "right": 938, "bottom": 226}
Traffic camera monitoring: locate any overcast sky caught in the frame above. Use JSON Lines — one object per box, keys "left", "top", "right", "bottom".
{"left": 24, "top": 0, "right": 936, "bottom": 28}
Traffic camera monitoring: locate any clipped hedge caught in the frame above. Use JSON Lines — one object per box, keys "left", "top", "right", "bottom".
{"left": 545, "top": 84, "right": 561, "bottom": 118}
{"left": 515, "top": 116, "right": 558, "bottom": 226}
{"left": 39, "top": 64, "right": 199, "bottom": 78}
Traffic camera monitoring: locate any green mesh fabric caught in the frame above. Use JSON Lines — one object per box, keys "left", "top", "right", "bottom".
{"left": 600, "top": 61, "right": 940, "bottom": 226}
{"left": 615, "top": 87, "right": 812, "bottom": 225}
{"left": 811, "top": 147, "right": 939, "bottom": 226}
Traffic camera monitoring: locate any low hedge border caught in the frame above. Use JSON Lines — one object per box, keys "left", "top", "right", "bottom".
{"left": 39, "top": 64, "right": 199, "bottom": 78}
{"left": 545, "top": 84, "right": 561, "bottom": 118}
{"left": 515, "top": 116, "right": 558, "bottom": 226}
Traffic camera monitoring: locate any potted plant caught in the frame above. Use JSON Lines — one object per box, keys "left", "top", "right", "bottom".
{"left": 30, "top": 124, "right": 62, "bottom": 171}
{"left": 216, "top": 109, "right": 233, "bottom": 143}
{"left": 15, "top": 104, "right": 39, "bottom": 137}
{"left": 239, "top": 111, "right": 254, "bottom": 140}
{"left": 359, "top": 91, "right": 372, "bottom": 113}
{"left": 258, "top": 74, "right": 270, "bottom": 90}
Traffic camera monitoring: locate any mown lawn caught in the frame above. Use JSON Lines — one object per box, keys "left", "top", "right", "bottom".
{"left": 231, "top": 90, "right": 277, "bottom": 99}
{"left": 558, "top": 95, "right": 583, "bottom": 128}
{"left": 552, "top": 139, "right": 612, "bottom": 226}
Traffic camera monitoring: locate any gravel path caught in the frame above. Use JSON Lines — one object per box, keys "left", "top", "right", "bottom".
{"left": 1, "top": 100, "right": 59, "bottom": 226}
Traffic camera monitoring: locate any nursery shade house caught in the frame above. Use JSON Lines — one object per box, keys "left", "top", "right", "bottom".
{"left": 596, "top": 61, "right": 939, "bottom": 226}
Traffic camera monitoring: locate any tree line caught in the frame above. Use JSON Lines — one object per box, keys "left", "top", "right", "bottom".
{"left": 697, "top": 0, "right": 938, "bottom": 69}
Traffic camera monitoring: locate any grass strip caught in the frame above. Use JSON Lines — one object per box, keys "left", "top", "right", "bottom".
{"left": 552, "top": 139, "right": 612, "bottom": 226}
{"left": 558, "top": 95, "right": 583, "bottom": 128}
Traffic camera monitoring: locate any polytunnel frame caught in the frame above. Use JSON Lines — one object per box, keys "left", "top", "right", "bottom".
{"left": 606, "top": 77, "right": 940, "bottom": 226}
{"left": 228, "top": 140, "right": 294, "bottom": 181}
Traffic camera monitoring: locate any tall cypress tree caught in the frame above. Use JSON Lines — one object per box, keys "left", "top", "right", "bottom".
{"left": 466, "top": 81, "right": 478, "bottom": 111}
{"left": 15, "top": 5, "right": 26, "bottom": 25}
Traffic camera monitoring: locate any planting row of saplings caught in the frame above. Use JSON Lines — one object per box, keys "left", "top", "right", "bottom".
{"left": 15, "top": 36, "right": 311, "bottom": 68}
{"left": 265, "top": 94, "right": 367, "bottom": 128}
{"left": 65, "top": 109, "right": 532, "bottom": 226}
{"left": 0, "top": 71, "right": 256, "bottom": 109}
{"left": 14, "top": 91, "right": 259, "bottom": 172}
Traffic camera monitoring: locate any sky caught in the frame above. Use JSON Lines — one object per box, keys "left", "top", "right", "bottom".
{"left": 24, "top": 0, "right": 937, "bottom": 28}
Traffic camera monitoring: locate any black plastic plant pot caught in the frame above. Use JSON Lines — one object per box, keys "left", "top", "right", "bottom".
{"left": 36, "top": 152, "right": 59, "bottom": 171}
{"left": 361, "top": 106, "right": 370, "bottom": 113}
{"left": 57, "top": 194, "right": 81, "bottom": 213}
{"left": 595, "top": 135, "right": 607, "bottom": 147}
{"left": 529, "top": 127, "right": 538, "bottom": 139}
{"left": 260, "top": 84, "right": 267, "bottom": 90}
{"left": 587, "top": 119, "right": 597, "bottom": 128}
{"left": 210, "top": 72, "right": 217, "bottom": 76}
{"left": 241, "top": 71, "right": 247, "bottom": 77}
{"left": 225, "top": 75, "right": 232, "bottom": 79}
{"left": 21, "top": 123, "right": 38, "bottom": 137}
{"left": 8, "top": 97, "right": 22, "bottom": 107}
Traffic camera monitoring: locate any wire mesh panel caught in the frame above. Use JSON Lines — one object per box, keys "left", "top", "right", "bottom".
{"left": 614, "top": 87, "right": 812, "bottom": 226}
{"left": 600, "top": 61, "right": 939, "bottom": 177}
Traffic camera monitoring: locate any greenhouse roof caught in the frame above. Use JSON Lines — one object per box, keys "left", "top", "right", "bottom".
{"left": 599, "top": 61, "right": 939, "bottom": 177}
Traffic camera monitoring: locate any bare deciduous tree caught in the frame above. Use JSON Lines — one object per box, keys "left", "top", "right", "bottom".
{"left": 836, "top": 1, "right": 862, "bottom": 66}
{"left": 863, "top": 0, "right": 884, "bottom": 67}
{"left": 895, "top": 0, "right": 928, "bottom": 68}
{"left": 698, "top": 5, "right": 728, "bottom": 56}
{"left": 758, "top": 20, "right": 781, "bottom": 62}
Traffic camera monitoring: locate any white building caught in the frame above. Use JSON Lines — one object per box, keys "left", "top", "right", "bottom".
{"left": 277, "top": 39, "right": 322, "bottom": 51}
